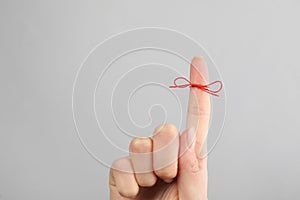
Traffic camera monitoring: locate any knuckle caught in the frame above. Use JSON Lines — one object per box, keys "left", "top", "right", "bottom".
{"left": 130, "top": 137, "right": 151, "bottom": 152}
{"left": 188, "top": 104, "right": 210, "bottom": 118}
{"left": 154, "top": 124, "right": 178, "bottom": 137}
{"left": 111, "top": 158, "right": 132, "bottom": 172}
{"left": 181, "top": 155, "right": 201, "bottom": 173}
{"left": 111, "top": 159, "right": 122, "bottom": 170}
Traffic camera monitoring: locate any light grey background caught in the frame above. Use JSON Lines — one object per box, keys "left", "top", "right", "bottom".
{"left": 0, "top": 0, "right": 299, "bottom": 199}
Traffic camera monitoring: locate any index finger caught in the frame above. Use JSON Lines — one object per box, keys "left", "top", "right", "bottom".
{"left": 186, "top": 56, "right": 210, "bottom": 158}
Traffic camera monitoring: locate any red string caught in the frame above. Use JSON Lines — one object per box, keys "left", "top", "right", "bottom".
{"left": 169, "top": 77, "right": 223, "bottom": 97}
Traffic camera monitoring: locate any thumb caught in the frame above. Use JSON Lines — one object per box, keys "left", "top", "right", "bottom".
{"left": 177, "top": 128, "right": 208, "bottom": 200}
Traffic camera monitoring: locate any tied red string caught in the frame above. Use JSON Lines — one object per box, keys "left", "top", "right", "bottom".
{"left": 169, "top": 77, "right": 223, "bottom": 97}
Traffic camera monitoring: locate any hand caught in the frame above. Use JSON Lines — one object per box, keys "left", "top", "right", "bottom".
{"left": 109, "top": 56, "right": 210, "bottom": 200}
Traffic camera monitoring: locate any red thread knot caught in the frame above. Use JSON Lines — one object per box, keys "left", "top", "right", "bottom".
{"left": 169, "top": 77, "right": 223, "bottom": 97}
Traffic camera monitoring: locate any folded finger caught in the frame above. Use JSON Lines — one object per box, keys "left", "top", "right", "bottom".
{"left": 129, "top": 137, "right": 157, "bottom": 187}
{"left": 152, "top": 124, "right": 179, "bottom": 182}
{"left": 110, "top": 157, "right": 139, "bottom": 198}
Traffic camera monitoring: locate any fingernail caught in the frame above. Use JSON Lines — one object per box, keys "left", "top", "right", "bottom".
{"left": 164, "top": 178, "right": 174, "bottom": 183}
{"left": 188, "top": 127, "right": 196, "bottom": 150}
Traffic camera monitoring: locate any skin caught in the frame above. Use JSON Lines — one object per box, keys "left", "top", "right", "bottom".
{"left": 109, "top": 56, "right": 210, "bottom": 200}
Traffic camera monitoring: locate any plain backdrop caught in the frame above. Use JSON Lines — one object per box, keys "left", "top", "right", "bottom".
{"left": 0, "top": 0, "right": 299, "bottom": 199}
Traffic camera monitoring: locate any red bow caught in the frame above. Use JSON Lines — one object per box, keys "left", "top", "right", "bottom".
{"left": 169, "top": 77, "right": 223, "bottom": 97}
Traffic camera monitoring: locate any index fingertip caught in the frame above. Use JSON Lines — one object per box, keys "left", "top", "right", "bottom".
{"left": 190, "top": 56, "right": 209, "bottom": 84}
